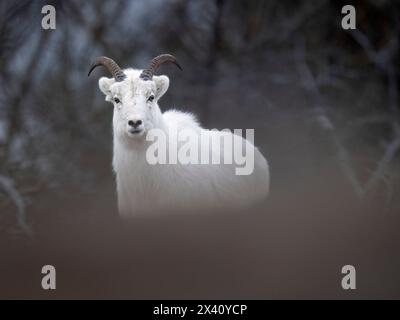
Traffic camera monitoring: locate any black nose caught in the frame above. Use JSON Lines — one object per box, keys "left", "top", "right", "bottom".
{"left": 128, "top": 120, "right": 142, "bottom": 128}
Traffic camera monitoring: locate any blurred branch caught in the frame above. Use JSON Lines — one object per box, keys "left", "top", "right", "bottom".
{"left": 349, "top": 27, "right": 400, "bottom": 194}
{"left": 253, "top": 0, "right": 327, "bottom": 49}
{"left": 1, "top": 30, "right": 51, "bottom": 163}
{"left": 349, "top": 29, "right": 399, "bottom": 116}
{"left": 294, "top": 35, "right": 364, "bottom": 198}
{"left": 207, "top": 0, "right": 225, "bottom": 70}
{"left": 65, "top": 0, "right": 128, "bottom": 58}
{"left": 0, "top": 174, "right": 33, "bottom": 236}
{"left": 364, "top": 126, "right": 400, "bottom": 194}
{"left": 295, "top": 32, "right": 400, "bottom": 198}
{"left": 349, "top": 29, "right": 398, "bottom": 72}
{"left": 343, "top": 115, "right": 392, "bottom": 134}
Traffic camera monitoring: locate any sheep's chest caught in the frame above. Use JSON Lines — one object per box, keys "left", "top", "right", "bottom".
{"left": 113, "top": 143, "right": 176, "bottom": 209}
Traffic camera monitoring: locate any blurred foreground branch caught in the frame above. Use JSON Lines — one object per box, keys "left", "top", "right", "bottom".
{"left": 0, "top": 174, "right": 32, "bottom": 236}
{"left": 294, "top": 35, "right": 364, "bottom": 198}
{"left": 294, "top": 34, "right": 400, "bottom": 199}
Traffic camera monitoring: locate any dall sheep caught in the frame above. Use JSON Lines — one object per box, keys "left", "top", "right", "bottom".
{"left": 88, "top": 54, "right": 269, "bottom": 216}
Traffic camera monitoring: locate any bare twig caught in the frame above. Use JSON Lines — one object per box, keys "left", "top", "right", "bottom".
{"left": 294, "top": 35, "right": 364, "bottom": 198}
{"left": 2, "top": 30, "right": 51, "bottom": 162}
{"left": 253, "top": 0, "right": 327, "bottom": 48}
{"left": 0, "top": 174, "right": 33, "bottom": 236}
{"left": 364, "top": 126, "right": 400, "bottom": 194}
{"left": 350, "top": 29, "right": 400, "bottom": 193}
{"left": 350, "top": 29, "right": 399, "bottom": 115}
{"left": 295, "top": 30, "right": 400, "bottom": 199}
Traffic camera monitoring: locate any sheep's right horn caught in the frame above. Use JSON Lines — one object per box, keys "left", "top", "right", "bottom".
{"left": 88, "top": 56, "right": 126, "bottom": 82}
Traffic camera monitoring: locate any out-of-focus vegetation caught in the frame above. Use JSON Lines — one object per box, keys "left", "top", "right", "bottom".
{"left": 0, "top": 0, "right": 399, "bottom": 236}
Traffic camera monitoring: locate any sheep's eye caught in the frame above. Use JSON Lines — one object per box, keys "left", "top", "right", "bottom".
{"left": 147, "top": 95, "right": 155, "bottom": 102}
{"left": 114, "top": 97, "right": 121, "bottom": 104}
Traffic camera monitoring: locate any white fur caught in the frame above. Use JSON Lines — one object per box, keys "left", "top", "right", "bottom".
{"left": 97, "top": 68, "right": 269, "bottom": 216}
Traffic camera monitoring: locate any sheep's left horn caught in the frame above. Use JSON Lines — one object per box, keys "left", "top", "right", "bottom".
{"left": 88, "top": 56, "right": 126, "bottom": 82}
{"left": 140, "top": 54, "right": 182, "bottom": 81}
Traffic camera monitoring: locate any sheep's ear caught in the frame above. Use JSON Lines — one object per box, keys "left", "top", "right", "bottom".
{"left": 153, "top": 75, "right": 170, "bottom": 99}
{"left": 99, "top": 77, "right": 115, "bottom": 101}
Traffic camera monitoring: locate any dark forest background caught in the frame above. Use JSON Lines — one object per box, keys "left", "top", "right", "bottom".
{"left": 0, "top": 0, "right": 399, "bottom": 299}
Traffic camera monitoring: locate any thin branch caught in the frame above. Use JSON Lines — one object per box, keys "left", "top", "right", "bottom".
{"left": 0, "top": 174, "right": 33, "bottom": 236}
{"left": 294, "top": 35, "right": 364, "bottom": 198}
{"left": 364, "top": 126, "right": 400, "bottom": 194}
{"left": 349, "top": 29, "right": 399, "bottom": 116}
{"left": 2, "top": 30, "right": 51, "bottom": 162}
{"left": 295, "top": 31, "right": 400, "bottom": 199}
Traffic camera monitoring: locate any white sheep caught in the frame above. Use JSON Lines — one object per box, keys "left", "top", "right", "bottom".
{"left": 88, "top": 54, "right": 269, "bottom": 216}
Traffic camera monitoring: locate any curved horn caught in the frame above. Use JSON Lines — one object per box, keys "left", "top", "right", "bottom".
{"left": 140, "top": 54, "right": 182, "bottom": 81}
{"left": 88, "top": 56, "right": 126, "bottom": 82}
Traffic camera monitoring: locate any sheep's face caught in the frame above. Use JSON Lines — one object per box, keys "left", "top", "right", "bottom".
{"left": 98, "top": 69, "right": 169, "bottom": 140}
